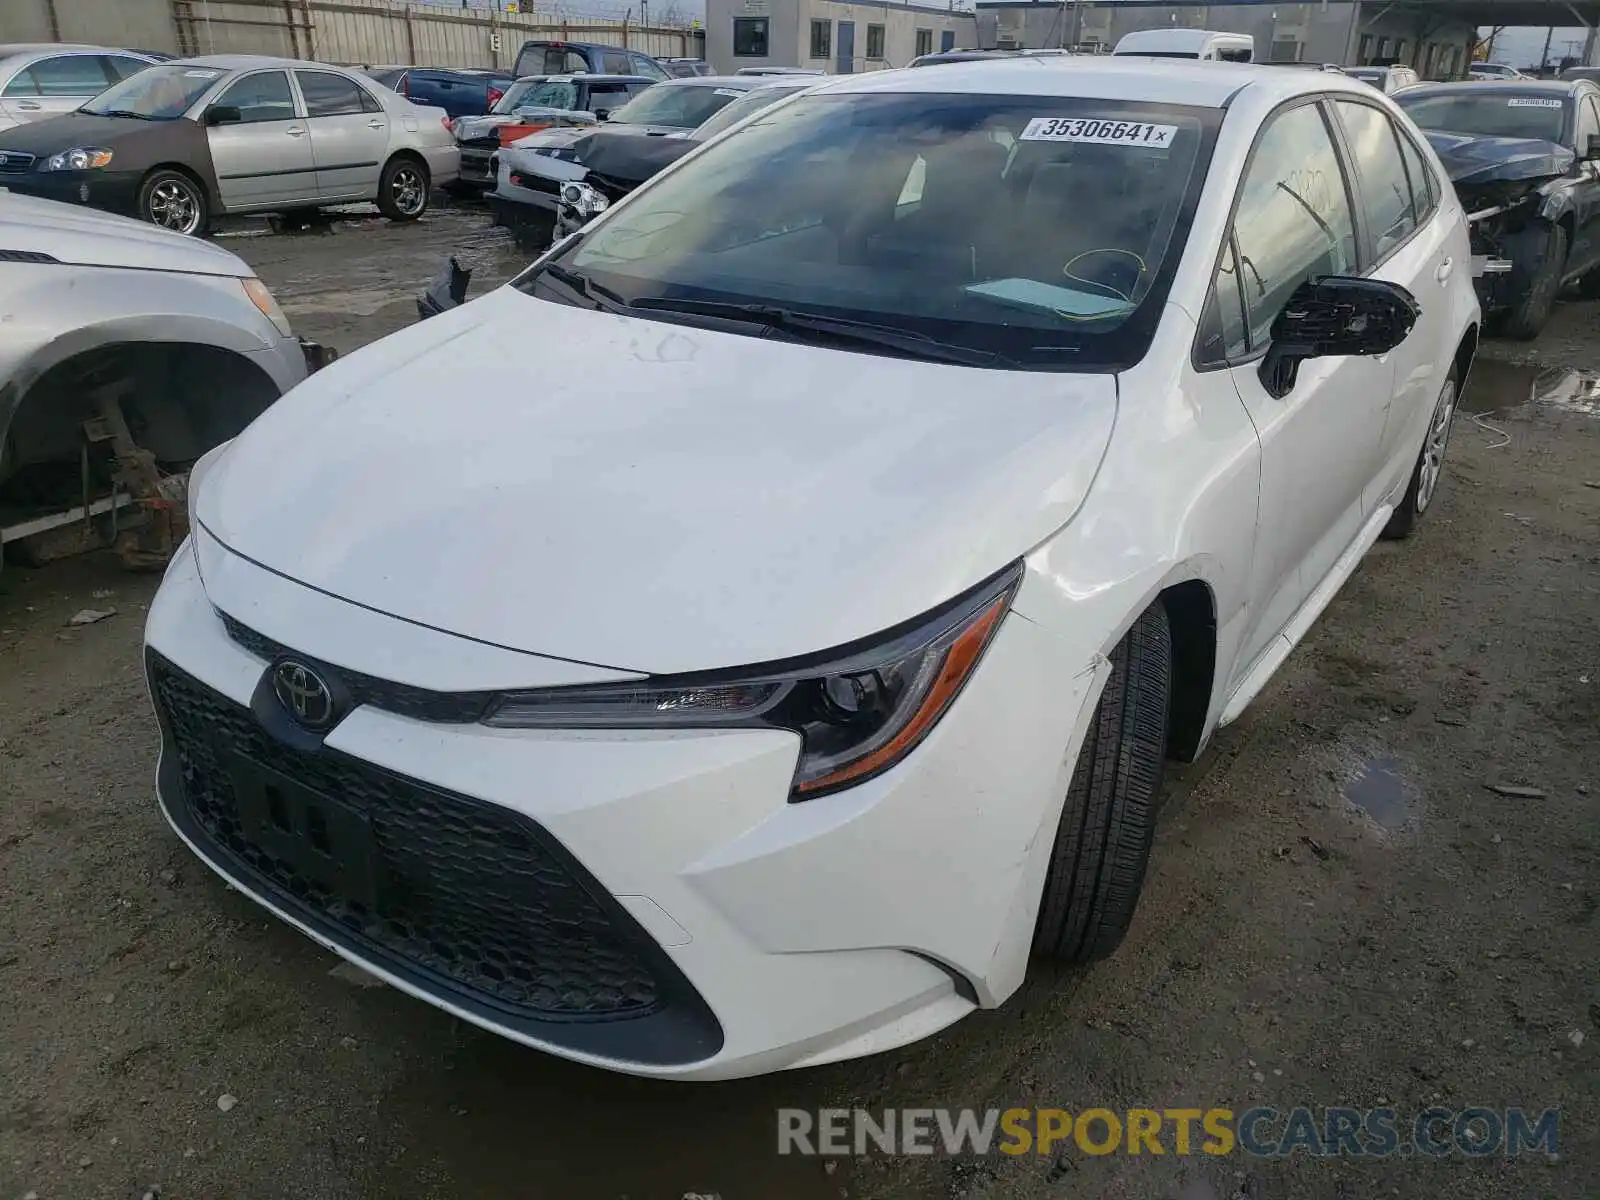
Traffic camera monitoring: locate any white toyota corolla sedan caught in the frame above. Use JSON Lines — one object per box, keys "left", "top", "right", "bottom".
{"left": 145, "top": 58, "right": 1480, "bottom": 1079}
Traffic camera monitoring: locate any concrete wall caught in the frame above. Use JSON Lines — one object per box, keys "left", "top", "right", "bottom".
{"left": 973, "top": 2, "right": 1476, "bottom": 75}
{"left": 0, "top": 0, "right": 699, "bottom": 69}
{"left": 706, "top": 0, "right": 976, "bottom": 71}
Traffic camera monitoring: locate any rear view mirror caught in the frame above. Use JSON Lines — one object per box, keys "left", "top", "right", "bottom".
{"left": 594, "top": 108, "right": 611, "bottom": 121}
{"left": 1260, "top": 276, "right": 1420, "bottom": 398}
{"left": 205, "top": 105, "right": 242, "bottom": 126}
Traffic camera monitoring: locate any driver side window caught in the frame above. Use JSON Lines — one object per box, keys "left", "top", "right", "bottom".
{"left": 1229, "top": 102, "right": 1358, "bottom": 350}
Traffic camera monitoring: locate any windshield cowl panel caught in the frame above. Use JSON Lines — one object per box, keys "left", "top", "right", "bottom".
{"left": 523, "top": 92, "right": 1219, "bottom": 373}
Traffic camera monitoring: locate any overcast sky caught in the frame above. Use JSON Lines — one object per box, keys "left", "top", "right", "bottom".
{"left": 1487, "top": 26, "right": 1592, "bottom": 67}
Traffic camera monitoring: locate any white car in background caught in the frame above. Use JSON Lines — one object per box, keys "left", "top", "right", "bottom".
{"left": 145, "top": 58, "right": 1479, "bottom": 1079}
{"left": 0, "top": 44, "right": 157, "bottom": 132}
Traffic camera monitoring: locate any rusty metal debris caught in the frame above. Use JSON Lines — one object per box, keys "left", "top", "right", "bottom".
{"left": 84, "top": 381, "right": 189, "bottom": 572}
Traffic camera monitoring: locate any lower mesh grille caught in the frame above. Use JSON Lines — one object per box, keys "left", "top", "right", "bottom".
{"left": 148, "top": 652, "right": 723, "bottom": 1061}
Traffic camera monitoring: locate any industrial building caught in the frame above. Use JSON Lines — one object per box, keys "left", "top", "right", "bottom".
{"left": 704, "top": 0, "right": 1594, "bottom": 76}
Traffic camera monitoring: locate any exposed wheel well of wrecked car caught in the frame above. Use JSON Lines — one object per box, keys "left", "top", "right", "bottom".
{"left": 0, "top": 341, "right": 279, "bottom": 508}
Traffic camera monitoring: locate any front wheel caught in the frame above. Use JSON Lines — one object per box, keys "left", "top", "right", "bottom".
{"left": 377, "top": 157, "right": 429, "bottom": 221}
{"left": 1032, "top": 602, "right": 1171, "bottom": 964}
{"left": 1382, "top": 370, "right": 1458, "bottom": 540}
{"left": 138, "top": 169, "right": 207, "bottom": 236}
{"left": 1490, "top": 220, "right": 1566, "bottom": 340}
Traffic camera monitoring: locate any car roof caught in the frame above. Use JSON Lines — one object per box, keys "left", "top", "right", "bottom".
{"left": 651, "top": 75, "right": 761, "bottom": 88}
{"left": 1399, "top": 78, "right": 1589, "bottom": 99}
{"left": 815, "top": 55, "right": 1383, "bottom": 108}
{"left": 173, "top": 53, "right": 368, "bottom": 71}
{"left": 534, "top": 72, "right": 656, "bottom": 85}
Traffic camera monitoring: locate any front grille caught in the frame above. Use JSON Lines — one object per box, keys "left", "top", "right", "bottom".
{"left": 217, "top": 610, "right": 494, "bottom": 724}
{"left": 0, "top": 152, "right": 35, "bottom": 173}
{"left": 151, "top": 653, "right": 671, "bottom": 1025}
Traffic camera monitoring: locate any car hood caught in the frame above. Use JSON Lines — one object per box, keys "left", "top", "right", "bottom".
{"left": 0, "top": 189, "right": 249, "bottom": 276}
{"left": 197, "top": 286, "right": 1118, "bottom": 673}
{"left": 1420, "top": 130, "right": 1575, "bottom": 186}
{"left": 0, "top": 110, "right": 165, "bottom": 155}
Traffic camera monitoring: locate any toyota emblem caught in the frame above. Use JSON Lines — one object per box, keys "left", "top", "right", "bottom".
{"left": 272, "top": 660, "right": 336, "bottom": 730}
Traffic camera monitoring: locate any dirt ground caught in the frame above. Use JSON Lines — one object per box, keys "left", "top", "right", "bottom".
{"left": 1, "top": 207, "right": 1596, "bottom": 1200}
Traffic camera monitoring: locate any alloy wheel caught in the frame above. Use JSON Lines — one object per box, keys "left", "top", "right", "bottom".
{"left": 147, "top": 178, "right": 201, "bottom": 235}
{"left": 1416, "top": 380, "right": 1456, "bottom": 513}
{"left": 391, "top": 166, "right": 426, "bottom": 216}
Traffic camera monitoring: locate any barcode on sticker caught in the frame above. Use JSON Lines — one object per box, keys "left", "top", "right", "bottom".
{"left": 184, "top": 69, "right": 221, "bottom": 78}
{"left": 714, "top": 87, "right": 741, "bottom": 97}
{"left": 1507, "top": 98, "right": 1563, "bottom": 108}
{"left": 1020, "top": 117, "right": 1178, "bottom": 147}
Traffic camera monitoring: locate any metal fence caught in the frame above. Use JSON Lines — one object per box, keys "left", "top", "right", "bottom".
{"left": 5, "top": 0, "right": 700, "bottom": 69}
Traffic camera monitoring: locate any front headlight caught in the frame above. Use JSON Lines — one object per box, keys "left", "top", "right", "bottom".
{"left": 240, "top": 277, "right": 293, "bottom": 338}
{"left": 560, "top": 180, "right": 609, "bottom": 219}
{"left": 485, "top": 562, "right": 1022, "bottom": 799}
{"left": 41, "top": 147, "right": 113, "bottom": 171}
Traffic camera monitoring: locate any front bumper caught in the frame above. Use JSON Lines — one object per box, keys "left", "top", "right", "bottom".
{"left": 0, "top": 167, "right": 142, "bottom": 215}
{"left": 144, "top": 533, "right": 1101, "bottom": 1078}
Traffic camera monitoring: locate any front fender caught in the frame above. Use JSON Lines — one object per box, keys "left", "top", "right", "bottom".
{"left": 0, "top": 264, "right": 278, "bottom": 430}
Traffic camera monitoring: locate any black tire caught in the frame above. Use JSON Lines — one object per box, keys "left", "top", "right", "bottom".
{"left": 1382, "top": 369, "right": 1459, "bottom": 540}
{"left": 1032, "top": 602, "right": 1171, "bottom": 964}
{"left": 1490, "top": 220, "right": 1566, "bottom": 340}
{"left": 138, "top": 168, "right": 207, "bottom": 236}
{"left": 377, "top": 156, "right": 430, "bottom": 221}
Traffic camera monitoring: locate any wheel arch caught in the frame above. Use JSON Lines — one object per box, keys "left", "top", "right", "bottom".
{"left": 142, "top": 161, "right": 219, "bottom": 212}
{"left": 1158, "top": 578, "right": 1217, "bottom": 763}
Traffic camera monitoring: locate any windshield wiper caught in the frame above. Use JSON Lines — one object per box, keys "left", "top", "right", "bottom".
{"left": 90, "top": 108, "right": 153, "bottom": 120}
{"left": 535, "top": 262, "right": 630, "bottom": 312}
{"left": 628, "top": 297, "right": 1003, "bottom": 366}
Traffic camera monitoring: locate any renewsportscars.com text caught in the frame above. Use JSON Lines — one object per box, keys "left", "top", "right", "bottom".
{"left": 777, "top": 1107, "right": 1559, "bottom": 1159}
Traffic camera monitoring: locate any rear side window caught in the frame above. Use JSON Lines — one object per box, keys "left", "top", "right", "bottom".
{"left": 102, "top": 55, "right": 151, "bottom": 82}
{"left": 297, "top": 70, "right": 371, "bottom": 117}
{"left": 1396, "top": 129, "right": 1438, "bottom": 219}
{"left": 1335, "top": 99, "right": 1419, "bottom": 259}
{"left": 1231, "top": 103, "right": 1358, "bottom": 348}
{"left": 601, "top": 50, "right": 631, "bottom": 74}
{"left": 630, "top": 52, "right": 668, "bottom": 80}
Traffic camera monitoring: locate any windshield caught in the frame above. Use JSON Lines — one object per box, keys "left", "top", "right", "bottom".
{"left": 80, "top": 62, "right": 224, "bottom": 119}
{"left": 606, "top": 83, "right": 742, "bottom": 129}
{"left": 690, "top": 84, "right": 808, "bottom": 140}
{"left": 1399, "top": 92, "right": 1568, "bottom": 142}
{"left": 529, "top": 91, "right": 1216, "bottom": 371}
{"left": 496, "top": 78, "right": 577, "bottom": 113}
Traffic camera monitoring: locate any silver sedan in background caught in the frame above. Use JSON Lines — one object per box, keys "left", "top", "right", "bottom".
{"left": 0, "top": 55, "right": 459, "bottom": 233}
{"left": 0, "top": 44, "right": 158, "bottom": 131}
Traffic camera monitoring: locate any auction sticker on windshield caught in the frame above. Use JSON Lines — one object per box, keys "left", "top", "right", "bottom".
{"left": 1021, "top": 118, "right": 1177, "bottom": 146}
{"left": 1507, "top": 98, "right": 1563, "bottom": 108}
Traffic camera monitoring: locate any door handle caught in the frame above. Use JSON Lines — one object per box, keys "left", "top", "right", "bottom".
{"left": 17, "top": 100, "right": 41, "bottom": 110}
{"left": 366, "top": 120, "right": 386, "bottom": 129}
{"left": 1435, "top": 257, "right": 1454, "bottom": 284}
{"left": 285, "top": 126, "right": 306, "bottom": 137}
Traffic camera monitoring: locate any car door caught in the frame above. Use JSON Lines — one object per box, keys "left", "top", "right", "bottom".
{"left": 1565, "top": 91, "right": 1600, "bottom": 276}
{"left": 294, "top": 70, "right": 390, "bottom": 201}
{"left": 1328, "top": 98, "right": 1450, "bottom": 510}
{"left": 1, "top": 53, "right": 114, "bottom": 125}
{"left": 1203, "top": 98, "right": 1395, "bottom": 673}
{"left": 204, "top": 69, "right": 317, "bottom": 211}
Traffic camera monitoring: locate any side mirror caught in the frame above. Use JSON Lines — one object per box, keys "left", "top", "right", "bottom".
{"left": 205, "top": 105, "right": 242, "bottom": 126}
{"left": 594, "top": 108, "right": 611, "bottom": 121}
{"left": 1259, "top": 276, "right": 1419, "bottom": 399}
